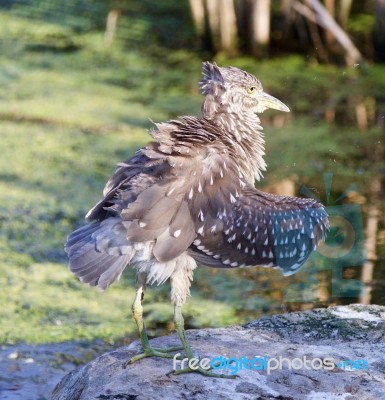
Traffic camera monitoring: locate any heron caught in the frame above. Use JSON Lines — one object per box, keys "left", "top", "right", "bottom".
{"left": 65, "top": 62, "right": 329, "bottom": 377}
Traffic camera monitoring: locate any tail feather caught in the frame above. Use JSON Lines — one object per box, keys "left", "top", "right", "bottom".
{"left": 65, "top": 219, "right": 133, "bottom": 290}
{"left": 78, "top": 254, "right": 127, "bottom": 289}
{"left": 71, "top": 251, "right": 112, "bottom": 276}
{"left": 98, "top": 256, "right": 131, "bottom": 290}
{"left": 65, "top": 223, "right": 100, "bottom": 247}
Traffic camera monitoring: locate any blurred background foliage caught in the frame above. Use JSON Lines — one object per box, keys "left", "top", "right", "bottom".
{"left": 0, "top": 0, "right": 384, "bottom": 346}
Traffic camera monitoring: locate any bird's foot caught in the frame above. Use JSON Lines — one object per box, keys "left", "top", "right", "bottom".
{"left": 153, "top": 345, "right": 184, "bottom": 353}
{"left": 123, "top": 345, "right": 184, "bottom": 368}
{"left": 171, "top": 365, "right": 237, "bottom": 379}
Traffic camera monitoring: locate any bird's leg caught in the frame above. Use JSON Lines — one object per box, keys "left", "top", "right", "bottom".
{"left": 166, "top": 264, "right": 235, "bottom": 378}
{"left": 130, "top": 273, "right": 151, "bottom": 355}
{"left": 124, "top": 273, "right": 182, "bottom": 367}
{"left": 173, "top": 304, "right": 193, "bottom": 358}
{"left": 172, "top": 305, "right": 235, "bottom": 379}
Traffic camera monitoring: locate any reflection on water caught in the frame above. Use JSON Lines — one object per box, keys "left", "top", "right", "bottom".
{"left": 139, "top": 255, "right": 384, "bottom": 337}
{"left": 371, "top": 259, "right": 385, "bottom": 306}
{"left": 191, "top": 258, "right": 384, "bottom": 328}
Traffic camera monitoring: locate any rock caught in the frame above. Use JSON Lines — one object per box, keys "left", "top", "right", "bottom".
{"left": 52, "top": 305, "right": 385, "bottom": 400}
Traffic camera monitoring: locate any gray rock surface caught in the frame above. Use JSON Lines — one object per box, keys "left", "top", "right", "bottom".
{"left": 52, "top": 304, "right": 385, "bottom": 400}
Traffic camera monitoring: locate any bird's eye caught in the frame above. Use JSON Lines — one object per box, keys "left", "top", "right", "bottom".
{"left": 247, "top": 86, "right": 256, "bottom": 94}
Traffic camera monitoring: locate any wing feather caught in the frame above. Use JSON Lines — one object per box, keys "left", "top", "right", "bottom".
{"left": 188, "top": 187, "right": 329, "bottom": 275}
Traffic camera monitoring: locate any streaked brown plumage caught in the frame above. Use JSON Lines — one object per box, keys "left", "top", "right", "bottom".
{"left": 65, "top": 62, "right": 329, "bottom": 376}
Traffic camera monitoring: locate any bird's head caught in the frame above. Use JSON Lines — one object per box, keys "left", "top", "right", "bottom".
{"left": 200, "top": 61, "right": 290, "bottom": 119}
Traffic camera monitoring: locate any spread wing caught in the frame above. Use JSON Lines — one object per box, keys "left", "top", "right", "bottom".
{"left": 188, "top": 187, "right": 329, "bottom": 275}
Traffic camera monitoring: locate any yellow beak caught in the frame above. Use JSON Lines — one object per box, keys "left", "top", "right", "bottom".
{"left": 259, "top": 92, "right": 290, "bottom": 112}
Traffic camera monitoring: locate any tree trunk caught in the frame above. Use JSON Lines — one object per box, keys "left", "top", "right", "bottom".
{"left": 235, "top": 0, "right": 249, "bottom": 50}
{"left": 282, "top": 0, "right": 295, "bottom": 36}
{"left": 205, "top": 0, "right": 220, "bottom": 50}
{"left": 104, "top": 9, "right": 120, "bottom": 46}
{"left": 324, "top": 0, "right": 336, "bottom": 51}
{"left": 338, "top": 0, "right": 352, "bottom": 28}
{"left": 304, "top": 1, "right": 329, "bottom": 62}
{"left": 189, "top": 0, "right": 206, "bottom": 35}
{"left": 250, "top": 0, "right": 271, "bottom": 57}
{"left": 360, "top": 175, "right": 382, "bottom": 304}
{"left": 292, "top": 0, "right": 363, "bottom": 65}
{"left": 218, "top": 0, "right": 238, "bottom": 53}
{"left": 360, "top": 94, "right": 385, "bottom": 305}
{"left": 373, "top": 0, "right": 385, "bottom": 62}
